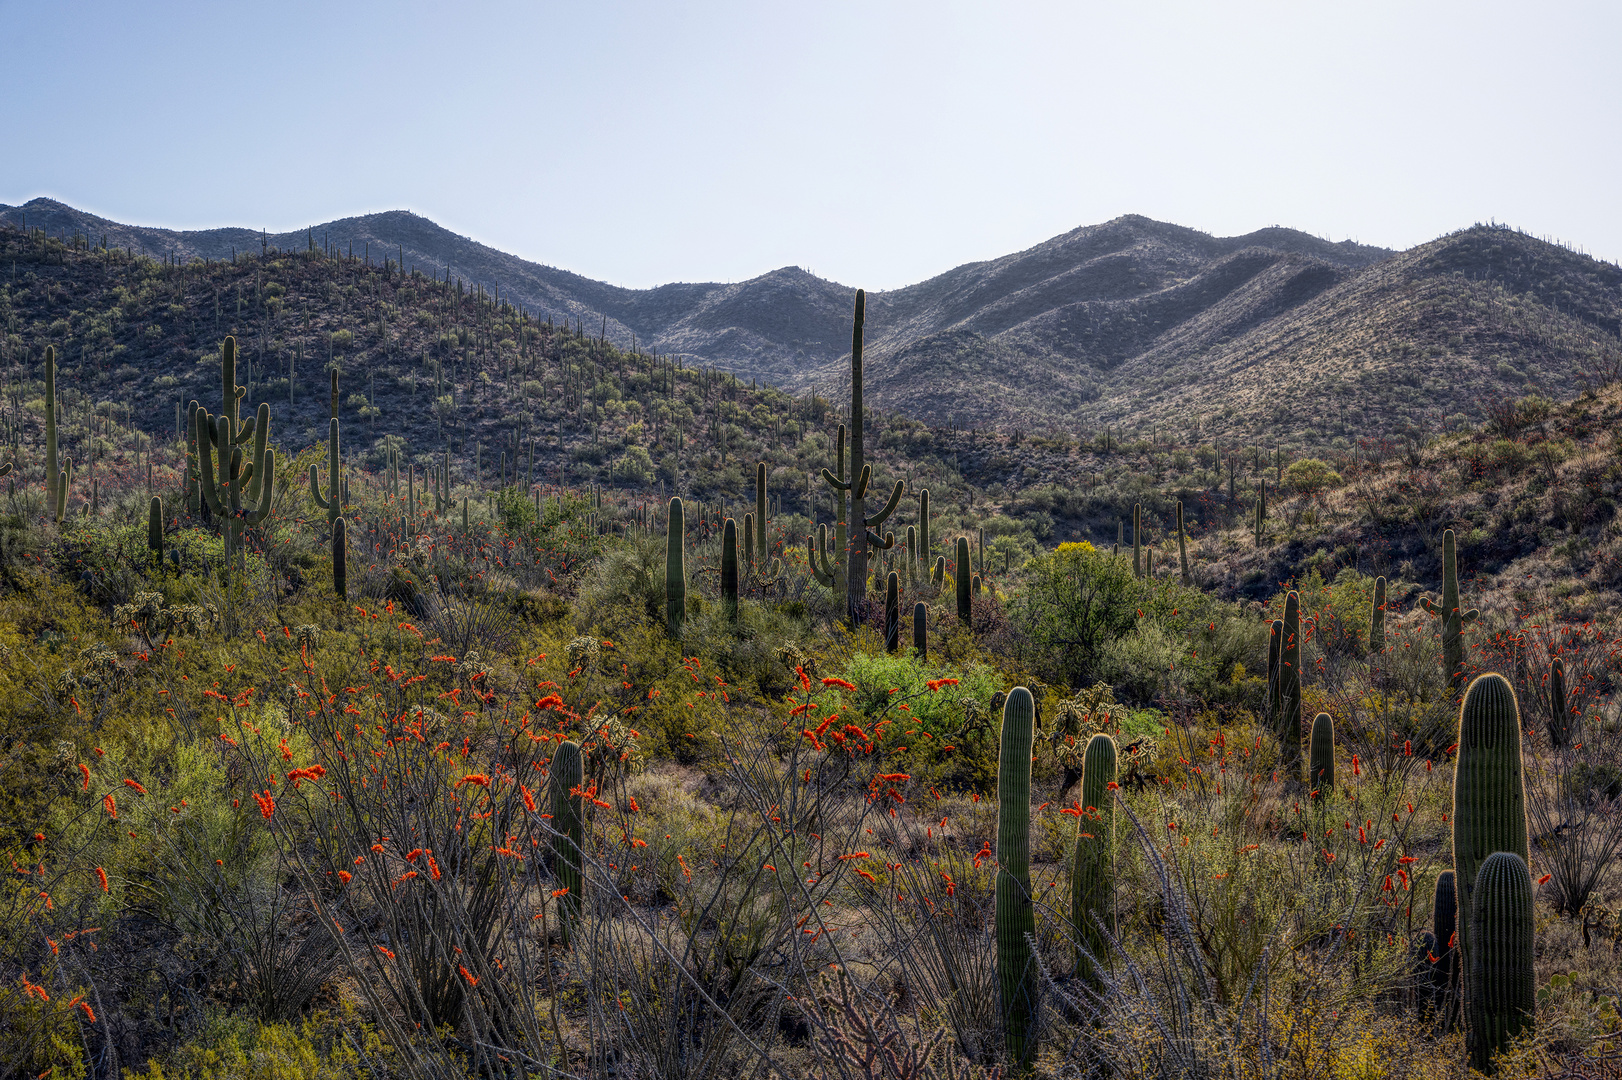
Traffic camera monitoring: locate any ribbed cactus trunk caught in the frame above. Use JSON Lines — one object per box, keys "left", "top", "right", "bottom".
{"left": 847, "top": 293, "right": 869, "bottom": 624}
{"left": 1370, "top": 575, "right": 1387, "bottom": 654}
{"left": 955, "top": 536, "right": 972, "bottom": 625}
{"left": 884, "top": 571, "right": 899, "bottom": 653}
{"left": 919, "top": 489, "right": 931, "bottom": 576}
{"left": 1266, "top": 618, "right": 1283, "bottom": 742}
{"left": 1452, "top": 673, "right": 1529, "bottom": 1018}
{"left": 148, "top": 497, "right": 163, "bottom": 566}
{"left": 1071, "top": 733, "right": 1117, "bottom": 988}
{"left": 1422, "top": 529, "right": 1480, "bottom": 694}
{"left": 1468, "top": 852, "right": 1536, "bottom": 1074}
{"left": 332, "top": 517, "right": 347, "bottom": 599}
{"left": 1309, "top": 712, "right": 1335, "bottom": 792}
{"left": 666, "top": 497, "right": 686, "bottom": 638}
{"left": 913, "top": 602, "right": 927, "bottom": 661}
{"left": 743, "top": 513, "right": 755, "bottom": 576}
{"left": 721, "top": 517, "right": 739, "bottom": 623}
{"left": 1176, "top": 501, "right": 1191, "bottom": 586}
{"left": 1548, "top": 658, "right": 1574, "bottom": 747}
{"left": 551, "top": 740, "right": 585, "bottom": 947}
{"left": 310, "top": 418, "right": 342, "bottom": 526}
{"left": 1278, "top": 592, "right": 1303, "bottom": 776}
{"left": 996, "top": 687, "right": 1039, "bottom": 1071}
{"left": 1432, "top": 870, "right": 1461, "bottom": 1029}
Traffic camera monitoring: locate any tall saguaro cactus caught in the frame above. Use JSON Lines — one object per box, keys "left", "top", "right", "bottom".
{"left": 44, "top": 346, "right": 59, "bottom": 518}
{"left": 1072, "top": 733, "right": 1117, "bottom": 987}
{"left": 666, "top": 497, "right": 686, "bottom": 638}
{"left": 955, "top": 536, "right": 972, "bottom": 624}
{"left": 1278, "top": 592, "right": 1303, "bottom": 775}
{"left": 1176, "top": 501, "right": 1191, "bottom": 586}
{"left": 196, "top": 339, "right": 275, "bottom": 570}
{"left": 996, "top": 687, "right": 1039, "bottom": 1071}
{"left": 148, "top": 497, "right": 163, "bottom": 566}
{"left": 1421, "top": 529, "right": 1480, "bottom": 693}
{"left": 1132, "top": 503, "right": 1142, "bottom": 578}
{"left": 912, "top": 602, "right": 927, "bottom": 661}
{"left": 1468, "top": 852, "right": 1536, "bottom": 1074}
{"left": 755, "top": 462, "right": 768, "bottom": 565}
{"left": 819, "top": 291, "right": 902, "bottom": 625}
{"left": 551, "top": 740, "right": 585, "bottom": 946}
{"left": 1452, "top": 673, "right": 1529, "bottom": 1007}
{"left": 721, "top": 517, "right": 739, "bottom": 623}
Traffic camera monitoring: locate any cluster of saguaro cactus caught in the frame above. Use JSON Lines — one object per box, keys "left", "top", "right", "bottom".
{"left": 196, "top": 338, "right": 276, "bottom": 569}
{"left": 666, "top": 497, "right": 686, "bottom": 638}
{"left": 550, "top": 739, "right": 585, "bottom": 946}
{"left": 1071, "top": 733, "right": 1117, "bottom": 988}
{"left": 1449, "top": 672, "right": 1534, "bottom": 1072}
{"left": 1421, "top": 529, "right": 1479, "bottom": 693}
{"left": 996, "top": 687, "right": 1039, "bottom": 1070}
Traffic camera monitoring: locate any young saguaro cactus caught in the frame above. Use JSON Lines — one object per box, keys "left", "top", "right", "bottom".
{"left": 755, "top": 461, "right": 768, "bottom": 565}
{"left": 955, "top": 536, "right": 972, "bottom": 624}
{"left": 1421, "top": 529, "right": 1480, "bottom": 693}
{"left": 551, "top": 740, "right": 586, "bottom": 946}
{"left": 1468, "top": 851, "right": 1537, "bottom": 1074}
{"left": 721, "top": 517, "right": 739, "bottom": 623}
{"left": 1370, "top": 575, "right": 1388, "bottom": 654}
{"left": 1176, "top": 501, "right": 1191, "bottom": 586}
{"left": 996, "top": 687, "right": 1040, "bottom": 1071}
{"left": 1431, "top": 869, "right": 1461, "bottom": 1027}
{"left": 1072, "top": 732, "right": 1117, "bottom": 988}
{"left": 1133, "top": 503, "right": 1143, "bottom": 578}
{"left": 1278, "top": 592, "right": 1303, "bottom": 775}
{"left": 913, "top": 601, "right": 927, "bottom": 661}
{"left": 1309, "top": 712, "right": 1335, "bottom": 792}
{"left": 1452, "top": 673, "right": 1530, "bottom": 1004}
{"left": 884, "top": 571, "right": 900, "bottom": 653}
{"left": 309, "top": 418, "right": 343, "bottom": 526}
{"left": 148, "top": 497, "right": 163, "bottom": 566}
{"left": 666, "top": 497, "right": 686, "bottom": 639}
{"left": 1548, "top": 658, "right": 1575, "bottom": 748}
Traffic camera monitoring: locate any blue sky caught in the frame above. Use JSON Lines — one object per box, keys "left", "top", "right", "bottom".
{"left": 1, "top": 1, "right": 1617, "bottom": 289}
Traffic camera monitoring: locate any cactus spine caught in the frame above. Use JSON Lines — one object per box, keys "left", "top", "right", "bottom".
{"left": 721, "top": 517, "right": 739, "bottom": 623}
{"left": 332, "top": 517, "right": 347, "bottom": 598}
{"left": 1308, "top": 712, "right": 1335, "bottom": 792}
{"left": 1421, "top": 529, "right": 1480, "bottom": 693}
{"left": 995, "top": 687, "right": 1039, "bottom": 1071}
{"left": 148, "top": 497, "right": 163, "bottom": 565}
{"left": 884, "top": 571, "right": 899, "bottom": 653}
{"left": 1176, "top": 500, "right": 1191, "bottom": 586}
{"left": 1468, "top": 851, "right": 1536, "bottom": 1073}
{"left": 1370, "top": 575, "right": 1387, "bottom": 654}
{"left": 913, "top": 601, "right": 927, "bottom": 661}
{"left": 1071, "top": 733, "right": 1117, "bottom": 987}
{"left": 1278, "top": 592, "right": 1303, "bottom": 775}
{"left": 955, "top": 536, "right": 971, "bottom": 624}
{"left": 551, "top": 740, "right": 585, "bottom": 946}
{"left": 666, "top": 497, "right": 686, "bottom": 638}
{"left": 309, "top": 418, "right": 342, "bottom": 526}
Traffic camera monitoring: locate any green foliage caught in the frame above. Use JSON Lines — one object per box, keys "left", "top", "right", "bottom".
{"left": 1282, "top": 457, "right": 1344, "bottom": 497}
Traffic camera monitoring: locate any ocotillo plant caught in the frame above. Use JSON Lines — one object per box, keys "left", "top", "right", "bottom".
{"left": 913, "top": 602, "right": 927, "bottom": 661}
{"left": 44, "top": 346, "right": 59, "bottom": 518}
{"left": 551, "top": 740, "right": 585, "bottom": 946}
{"left": 1468, "top": 851, "right": 1536, "bottom": 1074}
{"left": 1452, "top": 673, "right": 1530, "bottom": 1003}
{"left": 1176, "top": 501, "right": 1191, "bottom": 586}
{"left": 332, "top": 517, "right": 347, "bottom": 599}
{"left": 1421, "top": 529, "right": 1480, "bottom": 693}
{"left": 1278, "top": 592, "right": 1303, "bottom": 775}
{"left": 1370, "top": 575, "right": 1388, "bottom": 654}
{"left": 1432, "top": 870, "right": 1460, "bottom": 1028}
{"left": 955, "top": 537, "right": 971, "bottom": 624}
{"left": 1309, "top": 712, "right": 1335, "bottom": 792}
{"left": 1072, "top": 733, "right": 1117, "bottom": 988}
{"left": 1548, "top": 658, "right": 1574, "bottom": 747}
{"left": 819, "top": 291, "right": 902, "bottom": 624}
{"left": 310, "top": 418, "right": 343, "bottom": 526}
{"left": 884, "top": 571, "right": 899, "bottom": 653}
{"left": 147, "top": 497, "right": 163, "bottom": 566}
{"left": 722, "top": 517, "right": 739, "bottom": 623}
{"left": 996, "top": 687, "right": 1039, "bottom": 1071}
{"left": 666, "top": 497, "right": 686, "bottom": 638}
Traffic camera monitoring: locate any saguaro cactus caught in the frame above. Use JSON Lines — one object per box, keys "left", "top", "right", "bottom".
{"left": 1278, "top": 592, "right": 1303, "bottom": 775}
{"left": 884, "top": 571, "right": 900, "bottom": 653}
{"left": 1468, "top": 852, "right": 1536, "bottom": 1074}
{"left": 955, "top": 536, "right": 972, "bottom": 624}
{"left": 53, "top": 459, "right": 72, "bottom": 523}
{"left": 148, "top": 497, "right": 163, "bottom": 565}
{"left": 996, "top": 687, "right": 1039, "bottom": 1071}
{"left": 1452, "top": 673, "right": 1530, "bottom": 1003}
{"left": 913, "top": 602, "right": 927, "bottom": 661}
{"left": 1370, "top": 575, "right": 1387, "bottom": 654}
{"left": 666, "top": 497, "right": 686, "bottom": 638}
{"left": 918, "top": 488, "right": 932, "bottom": 573}
{"left": 819, "top": 291, "right": 902, "bottom": 625}
{"left": 1176, "top": 501, "right": 1191, "bottom": 586}
{"left": 1266, "top": 618, "right": 1283, "bottom": 740}
{"left": 309, "top": 418, "right": 343, "bottom": 526}
{"left": 1421, "top": 529, "right": 1480, "bottom": 693}
{"left": 1309, "top": 712, "right": 1335, "bottom": 792}
{"left": 1548, "top": 658, "right": 1575, "bottom": 748}
{"left": 1133, "top": 503, "right": 1142, "bottom": 578}
{"left": 196, "top": 340, "right": 275, "bottom": 569}
{"left": 44, "top": 346, "right": 59, "bottom": 518}
{"left": 1072, "top": 733, "right": 1117, "bottom": 987}
{"left": 743, "top": 513, "right": 755, "bottom": 576}
{"left": 722, "top": 517, "right": 739, "bottom": 623}
{"left": 1431, "top": 870, "right": 1460, "bottom": 1027}
{"left": 755, "top": 462, "right": 768, "bottom": 565}
{"left": 332, "top": 517, "right": 347, "bottom": 599}
{"left": 551, "top": 740, "right": 585, "bottom": 946}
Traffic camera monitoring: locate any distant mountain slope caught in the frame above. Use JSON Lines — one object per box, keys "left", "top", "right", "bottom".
{"left": 4, "top": 197, "right": 1618, "bottom": 445}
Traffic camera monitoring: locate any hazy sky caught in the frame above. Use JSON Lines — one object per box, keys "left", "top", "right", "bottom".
{"left": 2, "top": 1, "right": 1617, "bottom": 289}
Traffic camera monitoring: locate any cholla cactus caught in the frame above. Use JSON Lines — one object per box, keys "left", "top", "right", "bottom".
{"left": 566, "top": 636, "right": 603, "bottom": 668}
{"left": 293, "top": 625, "right": 322, "bottom": 649}
{"left": 59, "top": 643, "right": 130, "bottom": 695}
